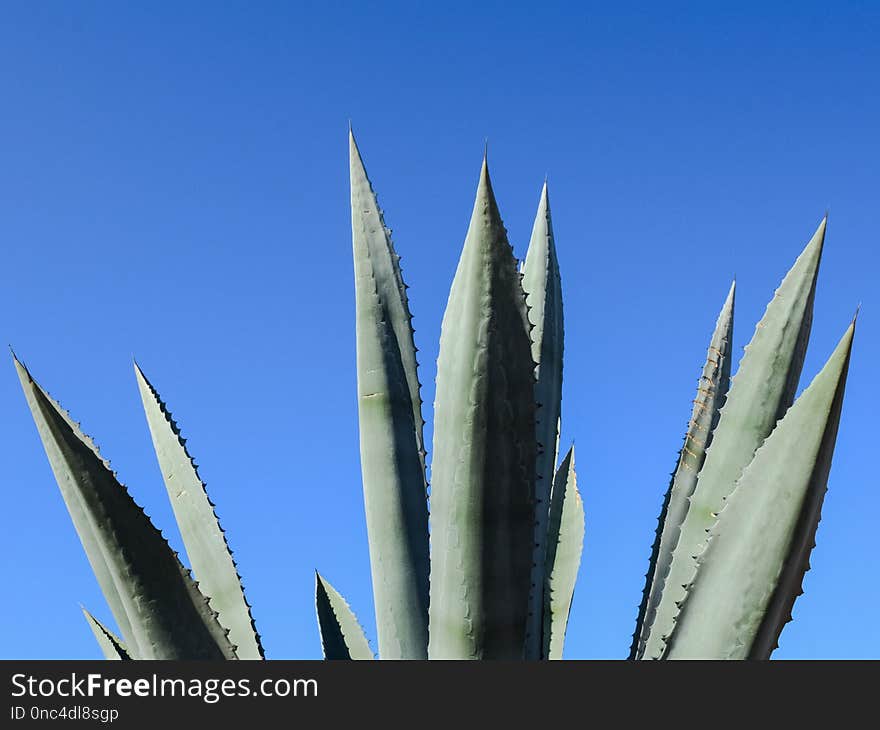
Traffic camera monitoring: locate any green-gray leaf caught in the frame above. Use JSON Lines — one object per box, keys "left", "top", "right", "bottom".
{"left": 134, "top": 363, "right": 263, "bottom": 659}
{"left": 11, "top": 357, "right": 135, "bottom": 653}
{"left": 521, "top": 182, "right": 564, "bottom": 659}
{"left": 543, "top": 447, "right": 584, "bottom": 660}
{"left": 315, "top": 572, "right": 375, "bottom": 660}
{"left": 631, "top": 280, "right": 734, "bottom": 659}
{"left": 349, "top": 130, "right": 430, "bottom": 659}
{"left": 428, "top": 157, "right": 536, "bottom": 660}
{"left": 666, "top": 320, "right": 854, "bottom": 659}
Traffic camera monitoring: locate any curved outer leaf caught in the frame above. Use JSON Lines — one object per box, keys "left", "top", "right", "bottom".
{"left": 631, "top": 281, "right": 735, "bottom": 659}
{"left": 15, "top": 358, "right": 236, "bottom": 660}
{"left": 134, "top": 364, "right": 263, "bottom": 659}
{"left": 349, "top": 131, "right": 430, "bottom": 659}
{"left": 542, "top": 447, "right": 584, "bottom": 660}
{"left": 666, "top": 321, "right": 854, "bottom": 658}
{"left": 82, "top": 607, "right": 130, "bottom": 660}
{"left": 644, "top": 218, "right": 825, "bottom": 659}
{"left": 315, "top": 573, "right": 374, "bottom": 660}
{"left": 428, "top": 158, "right": 536, "bottom": 660}
{"left": 521, "top": 182, "right": 564, "bottom": 659}
{"left": 11, "top": 358, "right": 135, "bottom": 654}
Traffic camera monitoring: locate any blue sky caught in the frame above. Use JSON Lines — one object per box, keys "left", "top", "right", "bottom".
{"left": 0, "top": 1, "right": 877, "bottom": 659}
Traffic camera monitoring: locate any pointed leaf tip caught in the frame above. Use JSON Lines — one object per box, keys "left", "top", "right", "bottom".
{"left": 315, "top": 573, "right": 374, "bottom": 661}
{"left": 838, "top": 319, "right": 856, "bottom": 353}
{"left": 813, "top": 215, "right": 828, "bottom": 245}
{"left": 13, "top": 353, "right": 35, "bottom": 389}
{"left": 82, "top": 607, "right": 130, "bottom": 661}
{"left": 474, "top": 154, "right": 500, "bottom": 217}
{"left": 720, "top": 279, "right": 736, "bottom": 315}
{"left": 348, "top": 127, "right": 365, "bottom": 171}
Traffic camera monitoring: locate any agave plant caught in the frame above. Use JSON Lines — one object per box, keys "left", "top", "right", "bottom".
{"left": 15, "top": 133, "right": 855, "bottom": 662}
{"left": 313, "top": 132, "right": 585, "bottom": 660}
{"left": 630, "top": 218, "right": 856, "bottom": 659}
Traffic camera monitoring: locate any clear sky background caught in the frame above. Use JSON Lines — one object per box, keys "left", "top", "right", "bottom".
{"left": 1, "top": 1, "right": 877, "bottom": 659}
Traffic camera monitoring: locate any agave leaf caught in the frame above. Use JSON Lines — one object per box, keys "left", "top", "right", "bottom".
{"left": 81, "top": 606, "right": 131, "bottom": 660}
{"left": 666, "top": 320, "right": 854, "bottom": 659}
{"left": 631, "top": 281, "right": 735, "bottom": 659}
{"left": 644, "top": 218, "right": 826, "bottom": 659}
{"left": 542, "top": 447, "right": 584, "bottom": 660}
{"left": 9, "top": 359, "right": 136, "bottom": 654}
{"left": 428, "top": 157, "right": 536, "bottom": 660}
{"left": 315, "top": 572, "right": 374, "bottom": 660}
{"left": 15, "top": 357, "right": 237, "bottom": 660}
{"left": 521, "top": 182, "right": 565, "bottom": 659}
{"left": 134, "top": 363, "right": 263, "bottom": 659}
{"left": 349, "top": 130, "right": 430, "bottom": 659}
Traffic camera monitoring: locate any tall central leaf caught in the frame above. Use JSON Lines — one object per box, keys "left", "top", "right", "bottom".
{"left": 428, "top": 158, "right": 536, "bottom": 659}
{"left": 350, "top": 130, "right": 430, "bottom": 659}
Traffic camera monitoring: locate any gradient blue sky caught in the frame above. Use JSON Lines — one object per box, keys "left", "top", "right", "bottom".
{"left": 1, "top": 2, "right": 877, "bottom": 659}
